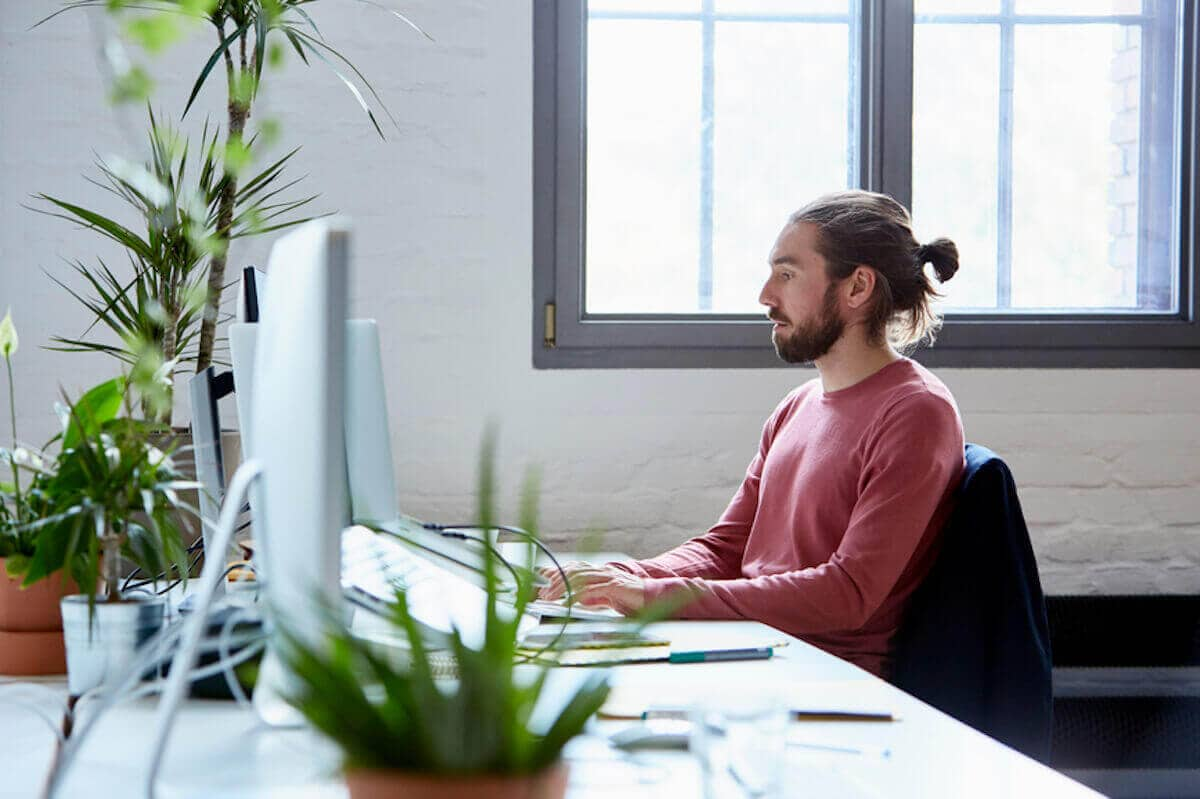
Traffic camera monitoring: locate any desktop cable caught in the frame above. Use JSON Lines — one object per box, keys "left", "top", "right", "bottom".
{"left": 423, "top": 522, "right": 575, "bottom": 664}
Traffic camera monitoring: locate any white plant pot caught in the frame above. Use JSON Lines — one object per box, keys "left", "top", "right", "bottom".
{"left": 60, "top": 595, "right": 166, "bottom": 696}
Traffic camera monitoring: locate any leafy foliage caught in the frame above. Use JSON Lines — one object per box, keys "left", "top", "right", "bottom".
{"left": 35, "top": 0, "right": 427, "bottom": 373}
{"left": 34, "top": 108, "right": 320, "bottom": 422}
{"left": 2, "top": 377, "right": 200, "bottom": 607}
{"left": 281, "top": 431, "right": 610, "bottom": 776}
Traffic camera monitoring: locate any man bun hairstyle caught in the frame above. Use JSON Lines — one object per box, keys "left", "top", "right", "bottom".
{"left": 917, "top": 238, "right": 959, "bottom": 284}
{"left": 790, "top": 190, "right": 960, "bottom": 351}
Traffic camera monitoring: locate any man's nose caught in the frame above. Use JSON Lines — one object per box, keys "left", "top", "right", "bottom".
{"left": 758, "top": 282, "right": 774, "bottom": 308}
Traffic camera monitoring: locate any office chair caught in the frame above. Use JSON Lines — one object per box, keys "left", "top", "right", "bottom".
{"left": 891, "top": 443, "right": 1053, "bottom": 763}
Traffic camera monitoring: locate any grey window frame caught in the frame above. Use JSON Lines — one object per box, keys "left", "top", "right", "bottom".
{"left": 532, "top": 0, "right": 1200, "bottom": 369}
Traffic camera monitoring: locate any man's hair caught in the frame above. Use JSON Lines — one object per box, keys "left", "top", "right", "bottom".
{"left": 790, "top": 190, "right": 959, "bottom": 350}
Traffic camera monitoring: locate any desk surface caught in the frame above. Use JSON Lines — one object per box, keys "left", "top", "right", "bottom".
{"left": 1, "top": 617, "right": 1099, "bottom": 799}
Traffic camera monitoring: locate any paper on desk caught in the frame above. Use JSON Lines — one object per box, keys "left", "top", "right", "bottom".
{"left": 520, "top": 645, "right": 671, "bottom": 667}
{"left": 600, "top": 679, "right": 896, "bottom": 720}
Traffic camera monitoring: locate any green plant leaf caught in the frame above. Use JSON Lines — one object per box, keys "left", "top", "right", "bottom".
{"left": 5, "top": 554, "right": 30, "bottom": 578}
{"left": 183, "top": 20, "right": 250, "bottom": 119}
{"left": 63, "top": 378, "right": 126, "bottom": 451}
{"left": 125, "top": 15, "right": 184, "bottom": 54}
{"left": 33, "top": 196, "right": 153, "bottom": 260}
{"left": 289, "top": 32, "right": 386, "bottom": 138}
{"left": 110, "top": 66, "right": 156, "bottom": 106}
{"left": 353, "top": 0, "right": 434, "bottom": 41}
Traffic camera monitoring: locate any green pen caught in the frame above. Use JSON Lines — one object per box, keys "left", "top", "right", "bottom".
{"left": 667, "top": 646, "right": 774, "bottom": 664}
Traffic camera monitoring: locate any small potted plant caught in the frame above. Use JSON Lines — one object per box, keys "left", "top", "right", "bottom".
{"left": 0, "top": 311, "right": 77, "bottom": 675}
{"left": 5, "top": 370, "right": 200, "bottom": 695}
{"left": 280, "top": 435, "right": 610, "bottom": 799}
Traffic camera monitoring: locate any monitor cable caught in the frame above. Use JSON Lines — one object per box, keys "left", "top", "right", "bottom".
{"left": 422, "top": 523, "right": 576, "bottom": 664}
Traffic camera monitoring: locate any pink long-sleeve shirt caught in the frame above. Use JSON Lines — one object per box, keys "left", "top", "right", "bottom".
{"left": 612, "top": 358, "right": 965, "bottom": 678}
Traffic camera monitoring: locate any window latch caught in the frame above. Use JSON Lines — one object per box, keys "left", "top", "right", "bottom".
{"left": 544, "top": 302, "right": 556, "bottom": 348}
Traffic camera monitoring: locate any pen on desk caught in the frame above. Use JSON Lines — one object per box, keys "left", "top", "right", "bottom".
{"left": 789, "top": 710, "right": 896, "bottom": 722}
{"left": 634, "top": 707, "right": 896, "bottom": 722}
{"left": 667, "top": 646, "right": 773, "bottom": 664}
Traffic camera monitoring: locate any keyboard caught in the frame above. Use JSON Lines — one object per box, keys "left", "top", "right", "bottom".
{"left": 341, "top": 526, "right": 620, "bottom": 646}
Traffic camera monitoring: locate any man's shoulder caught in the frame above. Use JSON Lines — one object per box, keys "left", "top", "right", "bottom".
{"left": 868, "top": 366, "right": 963, "bottom": 452}
{"left": 879, "top": 360, "right": 959, "bottom": 416}
{"left": 775, "top": 378, "right": 822, "bottom": 413}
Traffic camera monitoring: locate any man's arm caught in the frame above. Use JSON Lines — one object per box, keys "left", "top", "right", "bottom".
{"left": 606, "top": 472, "right": 759, "bottom": 580}
{"left": 604, "top": 398, "right": 793, "bottom": 580}
{"left": 636, "top": 393, "right": 964, "bottom": 633}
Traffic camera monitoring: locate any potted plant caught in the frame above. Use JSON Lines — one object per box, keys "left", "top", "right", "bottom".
{"left": 35, "top": 108, "right": 319, "bottom": 426}
{"left": 280, "top": 435, "right": 610, "bottom": 799}
{"left": 4, "top": 370, "right": 200, "bottom": 695}
{"left": 38, "top": 0, "right": 423, "bottom": 375}
{"left": 0, "top": 311, "right": 77, "bottom": 675}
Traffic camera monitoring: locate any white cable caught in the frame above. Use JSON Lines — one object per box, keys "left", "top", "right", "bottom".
{"left": 43, "top": 609, "right": 186, "bottom": 797}
{"left": 41, "top": 591, "right": 269, "bottom": 796}
{"left": 0, "top": 685, "right": 67, "bottom": 744}
{"left": 142, "top": 459, "right": 263, "bottom": 799}
{"left": 218, "top": 605, "right": 257, "bottom": 709}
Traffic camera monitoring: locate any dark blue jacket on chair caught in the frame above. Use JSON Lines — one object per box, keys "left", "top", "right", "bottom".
{"left": 891, "top": 443, "right": 1053, "bottom": 762}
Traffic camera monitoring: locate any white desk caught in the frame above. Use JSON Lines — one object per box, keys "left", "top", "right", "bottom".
{"left": 1, "top": 617, "right": 1099, "bottom": 799}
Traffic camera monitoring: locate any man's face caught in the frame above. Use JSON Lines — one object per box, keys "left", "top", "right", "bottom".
{"left": 758, "top": 222, "right": 845, "bottom": 364}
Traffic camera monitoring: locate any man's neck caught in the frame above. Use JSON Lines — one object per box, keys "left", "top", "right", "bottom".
{"left": 814, "top": 330, "right": 902, "bottom": 393}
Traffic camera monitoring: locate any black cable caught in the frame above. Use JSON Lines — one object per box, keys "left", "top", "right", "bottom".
{"left": 423, "top": 522, "right": 575, "bottom": 664}
{"left": 120, "top": 514, "right": 253, "bottom": 594}
{"left": 434, "top": 531, "right": 523, "bottom": 593}
{"left": 121, "top": 546, "right": 204, "bottom": 594}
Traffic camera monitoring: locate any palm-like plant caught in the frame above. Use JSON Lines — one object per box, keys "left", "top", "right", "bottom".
{"left": 37, "top": 0, "right": 426, "bottom": 374}
{"left": 35, "top": 109, "right": 320, "bottom": 423}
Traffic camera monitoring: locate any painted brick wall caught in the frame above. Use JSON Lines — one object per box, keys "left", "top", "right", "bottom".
{"left": 1, "top": 1, "right": 1197, "bottom": 594}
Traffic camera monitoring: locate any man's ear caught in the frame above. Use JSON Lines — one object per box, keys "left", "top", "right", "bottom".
{"left": 844, "top": 266, "right": 877, "bottom": 310}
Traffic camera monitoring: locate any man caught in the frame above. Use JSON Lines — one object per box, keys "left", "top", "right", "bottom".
{"left": 540, "top": 190, "right": 966, "bottom": 678}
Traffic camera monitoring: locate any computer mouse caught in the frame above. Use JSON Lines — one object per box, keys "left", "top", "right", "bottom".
{"left": 608, "top": 720, "right": 691, "bottom": 751}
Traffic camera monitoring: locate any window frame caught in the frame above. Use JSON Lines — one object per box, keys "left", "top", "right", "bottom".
{"left": 532, "top": 0, "right": 1200, "bottom": 369}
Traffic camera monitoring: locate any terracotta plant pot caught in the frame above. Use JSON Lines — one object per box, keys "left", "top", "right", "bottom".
{"left": 0, "top": 559, "right": 74, "bottom": 675}
{"left": 344, "top": 762, "right": 569, "bottom": 799}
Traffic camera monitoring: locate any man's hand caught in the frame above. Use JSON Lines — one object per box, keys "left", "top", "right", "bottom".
{"left": 538, "top": 562, "right": 646, "bottom": 614}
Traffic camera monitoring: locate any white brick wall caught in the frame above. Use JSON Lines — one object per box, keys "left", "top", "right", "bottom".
{"left": 2, "top": 1, "right": 1197, "bottom": 594}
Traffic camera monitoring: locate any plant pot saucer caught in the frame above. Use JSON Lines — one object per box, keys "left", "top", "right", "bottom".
{"left": 0, "top": 628, "right": 67, "bottom": 676}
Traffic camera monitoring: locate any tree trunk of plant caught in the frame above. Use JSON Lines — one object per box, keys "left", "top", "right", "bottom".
{"left": 196, "top": 31, "right": 252, "bottom": 373}
{"left": 151, "top": 308, "right": 179, "bottom": 425}
{"left": 101, "top": 518, "right": 122, "bottom": 601}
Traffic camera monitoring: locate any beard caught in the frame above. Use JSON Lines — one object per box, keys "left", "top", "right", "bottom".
{"left": 771, "top": 284, "right": 845, "bottom": 364}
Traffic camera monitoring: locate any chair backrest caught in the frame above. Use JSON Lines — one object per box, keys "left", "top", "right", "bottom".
{"left": 891, "top": 443, "right": 1053, "bottom": 762}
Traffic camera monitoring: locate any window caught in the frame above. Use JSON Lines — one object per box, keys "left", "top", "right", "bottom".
{"left": 533, "top": 0, "right": 1200, "bottom": 368}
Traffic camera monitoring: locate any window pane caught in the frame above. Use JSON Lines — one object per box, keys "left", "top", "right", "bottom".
{"left": 712, "top": 19, "right": 853, "bottom": 313}
{"left": 915, "top": 0, "right": 999, "bottom": 14}
{"left": 584, "top": 3, "right": 857, "bottom": 315}
{"left": 913, "top": 9, "right": 1180, "bottom": 314}
{"left": 589, "top": 1, "right": 700, "bottom": 13}
{"left": 585, "top": 20, "right": 702, "bottom": 313}
{"left": 1011, "top": 25, "right": 1136, "bottom": 308}
{"left": 714, "top": 0, "right": 847, "bottom": 14}
{"left": 1016, "top": 1, "right": 1143, "bottom": 14}
{"left": 912, "top": 24, "right": 1001, "bottom": 310}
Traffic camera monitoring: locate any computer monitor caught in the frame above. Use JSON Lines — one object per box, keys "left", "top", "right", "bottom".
{"left": 343, "top": 320, "right": 400, "bottom": 526}
{"left": 229, "top": 323, "right": 398, "bottom": 532}
{"left": 247, "top": 218, "right": 349, "bottom": 722}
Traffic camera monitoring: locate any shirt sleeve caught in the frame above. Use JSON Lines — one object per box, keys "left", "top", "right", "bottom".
{"left": 608, "top": 396, "right": 793, "bottom": 580}
{"left": 639, "top": 392, "right": 964, "bottom": 634}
